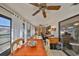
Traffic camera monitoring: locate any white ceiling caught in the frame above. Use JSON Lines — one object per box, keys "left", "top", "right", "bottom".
{"left": 3, "top": 3, "right": 79, "bottom": 26}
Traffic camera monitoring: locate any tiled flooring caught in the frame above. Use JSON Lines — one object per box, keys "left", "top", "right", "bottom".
{"left": 64, "top": 50, "right": 77, "bottom": 56}
{"left": 47, "top": 50, "right": 67, "bottom": 56}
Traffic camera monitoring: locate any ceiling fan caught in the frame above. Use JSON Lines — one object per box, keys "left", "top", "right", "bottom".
{"left": 30, "top": 3, "right": 61, "bottom": 18}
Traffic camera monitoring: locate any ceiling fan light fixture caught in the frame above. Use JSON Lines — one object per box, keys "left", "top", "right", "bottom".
{"left": 30, "top": 3, "right": 61, "bottom": 18}
{"left": 74, "top": 22, "right": 79, "bottom": 26}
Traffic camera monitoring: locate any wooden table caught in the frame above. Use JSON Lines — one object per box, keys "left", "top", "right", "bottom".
{"left": 48, "top": 37, "right": 59, "bottom": 44}
{"left": 11, "top": 39, "right": 47, "bottom": 56}
{"left": 48, "top": 37, "right": 59, "bottom": 49}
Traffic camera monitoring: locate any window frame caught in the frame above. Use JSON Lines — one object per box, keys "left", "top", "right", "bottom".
{"left": 58, "top": 14, "right": 79, "bottom": 41}
{"left": 0, "top": 14, "right": 12, "bottom": 54}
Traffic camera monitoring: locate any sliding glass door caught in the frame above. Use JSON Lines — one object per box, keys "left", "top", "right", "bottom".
{"left": 0, "top": 14, "right": 11, "bottom": 55}
{"left": 59, "top": 14, "right": 79, "bottom": 56}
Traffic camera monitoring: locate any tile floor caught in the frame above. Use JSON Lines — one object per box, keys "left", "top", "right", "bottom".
{"left": 48, "top": 50, "right": 67, "bottom": 56}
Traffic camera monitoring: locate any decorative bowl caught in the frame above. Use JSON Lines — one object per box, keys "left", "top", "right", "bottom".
{"left": 27, "top": 40, "right": 37, "bottom": 47}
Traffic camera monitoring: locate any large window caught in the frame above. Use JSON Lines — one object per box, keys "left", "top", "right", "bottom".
{"left": 31, "top": 25, "right": 35, "bottom": 36}
{"left": 59, "top": 14, "right": 79, "bottom": 55}
{"left": 22, "top": 23, "right": 25, "bottom": 39}
{"left": 27, "top": 22, "right": 31, "bottom": 38}
{"left": 0, "top": 14, "right": 11, "bottom": 55}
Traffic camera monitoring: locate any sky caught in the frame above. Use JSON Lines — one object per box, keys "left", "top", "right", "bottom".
{"left": 0, "top": 17, "right": 10, "bottom": 26}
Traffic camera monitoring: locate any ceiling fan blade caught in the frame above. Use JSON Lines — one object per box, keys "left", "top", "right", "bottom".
{"left": 42, "top": 9, "right": 46, "bottom": 18}
{"left": 47, "top": 6, "right": 61, "bottom": 10}
{"left": 30, "top": 3, "right": 40, "bottom": 7}
{"left": 32, "top": 9, "right": 41, "bottom": 16}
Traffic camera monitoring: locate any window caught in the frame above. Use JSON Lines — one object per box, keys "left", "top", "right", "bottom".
{"left": 0, "top": 14, "right": 11, "bottom": 54}
{"left": 31, "top": 25, "right": 35, "bottom": 36}
{"left": 59, "top": 14, "right": 79, "bottom": 55}
{"left": 22, "top": 23, "right": 25, "bottom": 39}
{"left": 27, "top": 22, "right": 31, "bottom": 38}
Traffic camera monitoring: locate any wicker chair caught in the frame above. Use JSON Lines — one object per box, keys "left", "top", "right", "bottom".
{"left": 10, "top": 38, "right": 24, "bottom": 55}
